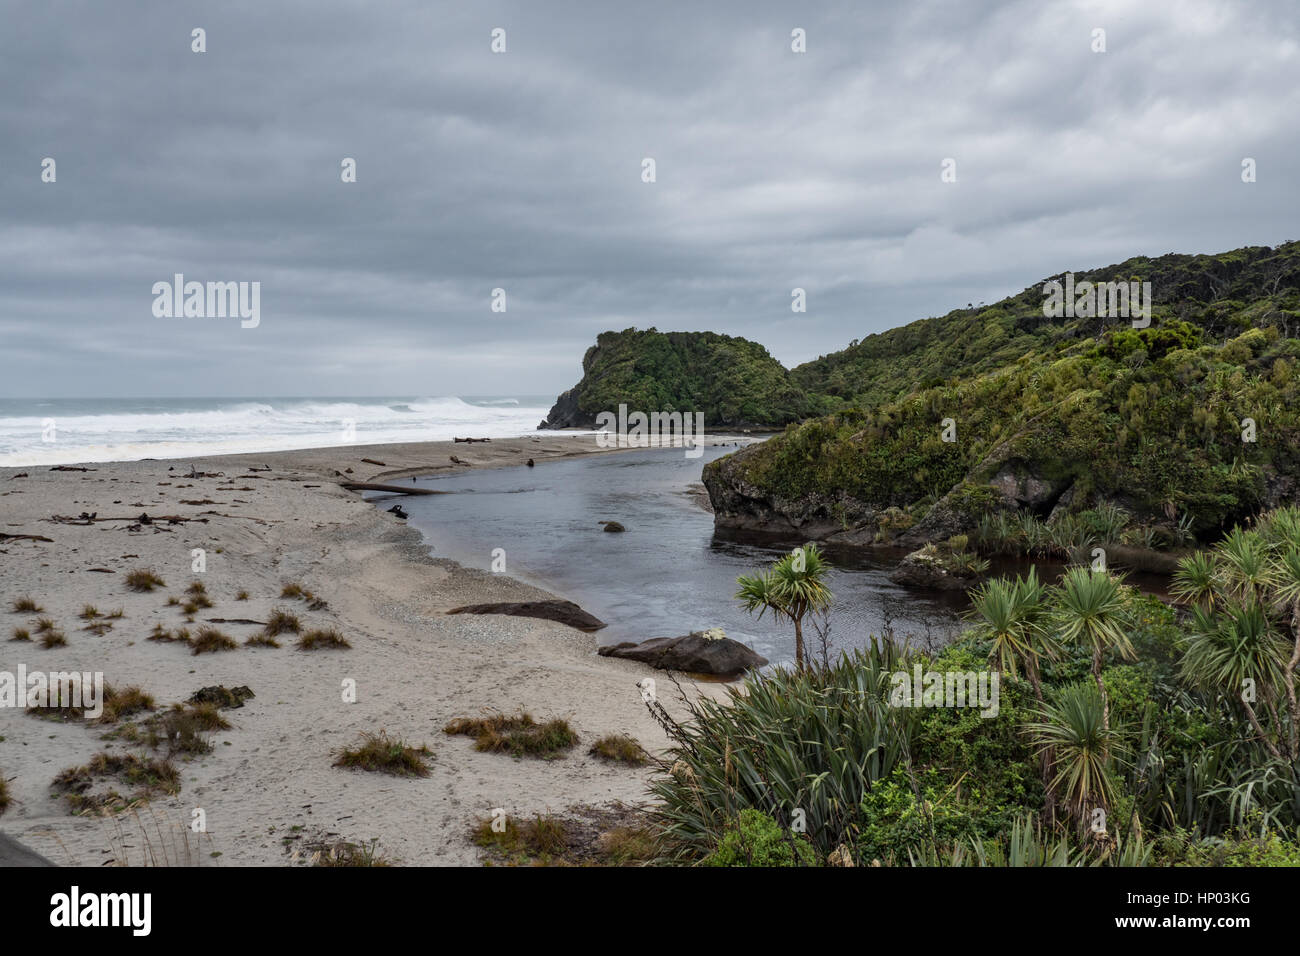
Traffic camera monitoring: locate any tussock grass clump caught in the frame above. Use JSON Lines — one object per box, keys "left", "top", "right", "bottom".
{"left": 444, "top": 711, "right": 579, "bottom": 759}
{"left": 143, "top": 703, "right": 231, "bottom": 756}
{"left": 10, "top": 627, "right": 30, "bottom": 642}
{"left": 82, "top": 619, "right": 114, "bottom": 636}
{"left": 29, "top": 682, "right": 155, "bottom": 724}
{"left": 53, "top": 752, "right": 181, "bottom": 814}
{"left": 308, "top": 838, "right": 392, "bottom": 867}
{"left": 588, "top": 734, "right": 648, "bottom": 765}
{"left": 181, "top": 594, "right": 214, "bottom": 614}
{"left": 236, "top": 590, "right": 249, "bottom": 601}
{"left": 0, "top": 776, "right": 9, "bottom": 816}
{"left": 473, "top": 814, "right": 569, "bottom": 860}
{"left": 34, "top": 617, "right": 56, "bottom": 633}
{"left": 282, "top": 582, "right": 328, "bottom": 610}
{"left": 148, "top": 624, "right": 189, "bottom": 643}
{"left": 10, "top": 596, "right": 43, "bottom": 613}
{"left": 166, "top": 596, "right": 180, "bottom": 606}
{"left": 263, "top": 608, "right": 301, "bottom": 636}
{"left": 125, "top": 569, "right": 166, "bottom": 592}
{"left": 40, "top": 630, "right": 67, "bottom": 649}
{"left": 185, "top": 581, "right": 208, "bottom": 596}
{"left": 598, "top": 826, "right": 660, "bottom": 865}
{"left": 245, "top": 632, "right": 280, "bottom": 648}
{"left": 297, "top": 628, "right": 350, "bottom": 650}
{"left": 189, "top": 627, "right": 236, "bottom": 655}
{"left": 78, "top": 605, "right": 101, "bottom": 620}
{"left": 332, "top": 731, "right": 432, "bottom": 777}
{"left": 99, "top": 685, "right": 156, "bottom": 723}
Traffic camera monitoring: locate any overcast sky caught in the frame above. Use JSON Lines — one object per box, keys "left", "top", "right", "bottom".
{"left": 2, "top": 0, "right": 1298, "bottom": 399}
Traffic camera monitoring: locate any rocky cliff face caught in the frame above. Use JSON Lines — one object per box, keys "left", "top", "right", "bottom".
{"left": 538, "top": 387, "right": 592, "bottom": 429}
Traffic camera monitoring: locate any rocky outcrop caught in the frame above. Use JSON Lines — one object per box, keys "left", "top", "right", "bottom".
{"left": 446, "top": 600, "right": 606, "bottom": 632}
{"left": 539, "top": 387, "right": 593, "bottom": 430}
{"left": 888, "top": 545, "right": 983, "bottom": 591}
{"left": 702, "top": 449, "right": 879, "bottom": 543}
{"left": 598, "top": 630, "right": 768, "bottom": 676}
{"left": 538, "top": 328, "right": 813, "bottom": 430}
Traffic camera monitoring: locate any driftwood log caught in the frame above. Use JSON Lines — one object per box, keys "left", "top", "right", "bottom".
{"left": 338, "top": 482, "right": 447, "bottom": 496}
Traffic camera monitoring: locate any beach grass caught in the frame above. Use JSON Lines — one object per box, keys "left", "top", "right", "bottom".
{"left": 444, "top": 711, "right": 579, "bottom": 759}
{"left": 125, "top": 569, "right": 166, "bottom": 592}
{"left": 332, "top": 731, "right": 432, "bottom": 777}
{"left": 588, "top": 734, "right": 648, "bottom": 765}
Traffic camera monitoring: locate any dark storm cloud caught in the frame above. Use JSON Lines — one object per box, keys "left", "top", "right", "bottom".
{"left": 2, "top": 0, "right": 1298, "bottom": 397}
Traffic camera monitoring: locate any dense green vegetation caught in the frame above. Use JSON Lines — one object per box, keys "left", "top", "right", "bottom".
{"left": 791, "top": 242, "right": 1300, "bottom": 410}
{"left": 648, "top": 509, "right": 1300, "bottom": 865}
{"left": 695, "top": 242, "right": 1300, "bottom": 547}
{"left": 541, "top": 328, "right": 813, "bottom": 428}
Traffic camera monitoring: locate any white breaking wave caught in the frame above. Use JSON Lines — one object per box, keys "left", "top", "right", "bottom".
{"left": 0, "top": 397, "right": 556, "bottom": 467}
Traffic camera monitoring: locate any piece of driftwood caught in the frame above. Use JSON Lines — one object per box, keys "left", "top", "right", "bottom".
{"left": 338, "top": 482, "right": 447, "bottom": 496}
{"left": 50, "top": 514, "right": 208, "bottom": 525}
{"left": 0, "top": 532, "right": 53, "bottom": 542}
{"left": 207, "top": 617, "right": 266, "bottom": 626}
{"left": 447, "top": 600, "right": 605, "bottom": 632}
{"left": 453, "top": 437, "right": 492, "bottom": 443}
{"left": 49, "top": 466, "right": 94, "bottom": 472}
{"left": 361, "top": 458, "right": 387, "bottom": 466}
{"left": 8, "top": 473, "right": 27, "bottom": 480}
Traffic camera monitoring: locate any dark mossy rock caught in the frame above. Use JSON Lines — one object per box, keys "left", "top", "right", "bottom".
{"left": 447, "top": 599, "right": 606, "bottom": 632}
{"left": 598, "top": 631, "right": 768, "bottom": 676}
{"left": 889, "top": 546, "right": 982, "bottom": 591}
{"left": 189, "top": 685, "right": 255, "bottom": 709}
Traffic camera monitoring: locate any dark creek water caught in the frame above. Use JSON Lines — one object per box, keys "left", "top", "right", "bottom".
{"left": 392, "top": 446, "right": 969, "bottom": 667}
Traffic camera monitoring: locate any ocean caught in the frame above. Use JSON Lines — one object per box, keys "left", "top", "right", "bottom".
{"left": 0, "top": 396, "right": 558, "bottom": 467}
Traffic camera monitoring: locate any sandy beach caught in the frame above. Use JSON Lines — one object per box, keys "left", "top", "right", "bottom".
{"left": 0, "top": 435, "right": 723, "bottom": 866}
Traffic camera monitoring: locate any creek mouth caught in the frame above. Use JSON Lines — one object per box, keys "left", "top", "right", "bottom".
{"left": 390, "top": 446, "right": 969, "bottom": 666}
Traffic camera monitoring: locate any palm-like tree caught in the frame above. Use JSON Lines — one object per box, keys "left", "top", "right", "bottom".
{"left": 970, "top": 568, "right": 1060, "bottom": 821}
{"left": 1215, "top": 527, "right": 1271, "bottom": 602}
{"left": 1026, "top": 682, "right": 1123, "bottom": 833}
{"left": 1171, "top": 550, "right": 1217, "bottom": 610}
{"left": 1049, "top": 567, "right": 1133, "bottom": 742}
{"left": 737, "top": 543, "right": 833, "bottom": 671}
{"left": 1176, "top": 510, "right": 1300, "bottom": 760}
{"left": 1181, "top": 599, "right": 1289, "bottom": 759}
{"left": 969, "top": 568, "right": 1053, "bottom": 702}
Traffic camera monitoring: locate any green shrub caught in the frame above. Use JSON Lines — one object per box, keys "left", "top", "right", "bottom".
{"left": 703, "top": 809, "right": 818, "bottom": 867}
